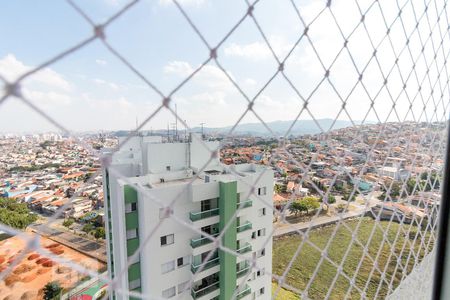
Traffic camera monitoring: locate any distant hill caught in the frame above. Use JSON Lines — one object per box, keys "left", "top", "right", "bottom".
{"left": 192, "top": 119, "right": 361, "bottom": 136}
{"left": 113, "top": 119, "right": 367, "bottom": 137}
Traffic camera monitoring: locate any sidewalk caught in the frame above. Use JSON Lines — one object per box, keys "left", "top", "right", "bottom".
{"left": 273, "top": 210, "right": 365, "bottom": 237}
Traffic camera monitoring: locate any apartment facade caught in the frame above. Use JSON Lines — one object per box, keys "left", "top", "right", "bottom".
{"left": 103, "top": 135, "right": 273, "bottom": 300}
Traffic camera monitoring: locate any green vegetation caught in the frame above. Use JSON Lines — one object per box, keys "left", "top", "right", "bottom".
{"left": 62, "top": 218, "right": 75, "bottom": 228}
{"left": 272, "top": 218, "right": 433, "bottom": 299}
{"left": 8, "top": 163, "right": 60, "bottom": 173}
{"left": 43, "top": 281, "right": 62, "bottom": 300}
{"left": 289, "top": 196, "right": 320, "bottom": 216}
{"left": 94, "top": 227, "right": 105, "bottom": 240}
{"left": 82, "top": 223, "right": 95, "bottom": 233}
{"left": 272, "top": 283, "right": 299, "bottom": 299}
{"left": 0, "top": 198, "right": 37, "bottom": 229}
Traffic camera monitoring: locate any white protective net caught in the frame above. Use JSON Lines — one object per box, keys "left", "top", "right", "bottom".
{"left": 0, "top": 0, "right": 449, "bottom": 299}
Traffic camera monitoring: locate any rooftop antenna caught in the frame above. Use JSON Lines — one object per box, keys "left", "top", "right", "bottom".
{"left": 167, "top": 123, "right": 170, "bottom": 142}
{"left": 135, "top": 116, "right": 138, "bottom": 136}
{"left": 200, "top": 122, "right": 206, "bottom": 140}
{"left": 175, "top": 104, "right": 178, "bottom": 142}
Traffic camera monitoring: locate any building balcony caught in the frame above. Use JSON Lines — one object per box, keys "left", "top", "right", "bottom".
{"left": 236, "top": 199, "right": 252, "bottom": 209}
{"left": 190, "top": 233, "right": 219, "bottom": 249}
{"left": 236, "top": 285, "right": 251, "bottom": 300}
{"left": 237, "top": 243, "right": 252, "bottom": 254}
{"left": 190, "top": 208, "right": 219, "bottom": 222}
{"left": 236, "top": 221, "right": 252, "bottom": 233}
{"left": 191, "top": 257, "right": 220, "bottom": 273}
{"left": 237, "top": 262, "right": 251, "bottom": 278}
{"left": 191, "top": 281, "right": 219, "bottom": 300}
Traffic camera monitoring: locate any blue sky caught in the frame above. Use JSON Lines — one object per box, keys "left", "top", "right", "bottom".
{"left": 0, "top": 0, "right": 446, "bottom": 133}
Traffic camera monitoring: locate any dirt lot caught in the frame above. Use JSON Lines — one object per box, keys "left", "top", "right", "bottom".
{"left": 0, "top": 234, "right": 105, "bottom": 300}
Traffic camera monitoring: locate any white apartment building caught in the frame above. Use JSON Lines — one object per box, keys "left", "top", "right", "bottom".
{"left": 103, "top": 135, "right": 273, "bottom": 300}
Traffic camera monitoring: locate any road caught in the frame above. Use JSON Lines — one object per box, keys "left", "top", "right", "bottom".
{"left": 274, "top": 194, "right": 381, "bottom": 237}
{"left": 30, "top": 223, "right": 107, "bottom": 263}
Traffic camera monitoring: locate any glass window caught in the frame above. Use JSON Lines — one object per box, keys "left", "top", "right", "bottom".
{"left": 161, "top": 260, "right": 175, "bottom": 274}
{"left": 129, "top": 278, "right": 141, "bottom": 290}
{"left": 125, "top": 202, "right": 137, "bottom": 213}
{"left": 126, "top": 228, "right": 137, "bottom": 239}
{"left": 178, "top": 281, "right": 190, "bottom": 294}
{"left": 160, "top": 234, "right": 174, "bottom": 246}
{"left": 162, "top": 286, "right": 176, "bottom": 298}
{"left": 177, "top": 256, "right": 190, "bottom": 267}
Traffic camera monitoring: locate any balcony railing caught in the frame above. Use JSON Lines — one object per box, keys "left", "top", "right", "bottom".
{"left": 190, "top": 207, "right": 219, "bottom": 222}
{"left": 236, "top": 221, "right": 252, "bottom": 233}
{"left": 191, "top": 257, "right": 220, "bottom": 273}
{"left": 190, "top": 233, "right": 219, "bottom": 248}
{"left": 191, "top": 281, "right": 219, "bottom": 299}
{"left": 236, "top": 199, "right": 252, "bottom": 209}
{"left": 237, "top": 243, "right": 252, "bottom": 254}
{"left": 237, "top": 262, "right": 251, "bottom": 278}
{"left": 236, "top": 285, "right": 251, "bottom": 300}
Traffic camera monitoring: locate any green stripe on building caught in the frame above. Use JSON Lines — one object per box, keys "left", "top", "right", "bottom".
{"left": 219, "top": 181, "right": 238, "bottom": 300}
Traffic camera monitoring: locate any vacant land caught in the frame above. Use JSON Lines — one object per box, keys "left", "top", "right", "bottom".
{"left": 273, "top": 217, "right": 433, "bottom": 300}
{"left": 272, "top": 282, "right": 299, "bottom": 299}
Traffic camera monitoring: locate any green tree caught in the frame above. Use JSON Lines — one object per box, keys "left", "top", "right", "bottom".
{"left": 320, "top": 194, "right": 336, "bottom": 204}
{"left": 302, "top": 196, "right": 320, "bottom": 214}
{"left": 0, "top": 198, "right": 37, "bottom": 229}
{"left": 94, "top": 227, "right": 105, "bottom": 240}
{"left": 289, "top": 201, "right": 307, "bottom": 216}
{"left": 62, "top": 218, "right": 74, "bottom": 228}
{"left": 82, "top": 223, "right": 95, "bottom": 233}
{"left": 43, "top": 281, "right": 62, "bottom": 300}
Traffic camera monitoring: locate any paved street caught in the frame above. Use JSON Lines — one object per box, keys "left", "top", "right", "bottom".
{"left": 274, "top": 195, "right": 381, "bottom": 237}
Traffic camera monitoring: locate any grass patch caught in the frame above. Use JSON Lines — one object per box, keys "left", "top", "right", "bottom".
{"left": 272, "top": 283, "right": 299, "bottom": 299}
{"left": 273, "top": 217, "right": 433, "bottom": 299}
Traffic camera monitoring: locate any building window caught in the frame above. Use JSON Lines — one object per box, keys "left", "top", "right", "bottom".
{"left": 161, "top": 260, "right": 175, "bottom": 274}
{"left": 166, "top": 165, "right": 171, "bottom": 171}
{"left": 258, "top": 287, "right": 265, "bottom": 296}
{"left": 251, "top": 231, "right": 256, "bottom": 239}
{"left": 259, "top": 248, "right": 266, "bottom": 257}
{"left": 125, "top": 202, "right": 137, "bottom": 213}
{"left": 177, "top": 256, "right": 190, "bottom": 268}
{"left": 129, "top": 278, "right": 141, "bottom": 290}
{"left": 257, "top": 187, "right": 266, "bottom": 196}
{"left": 160, "top": 234, "right": 174, "bottom": 246}
{"left": 178, "top": 281, "right": 189, "bottom": 294}
{"left": 257, "top": 268, "right": 265, "bottom": 277}
{"left": 257, "top": 228, "right": 266, "bottom": 237}
{"left": 126, "top": 228, "right": 138, "bottom": 240}
{"left": 258, "top": 208, "right": 266, "bottom": 216}
{"left": 162, "top": 286, "right": 176, "bottom": 298}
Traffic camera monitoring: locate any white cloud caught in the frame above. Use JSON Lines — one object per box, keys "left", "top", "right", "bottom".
{"left": 23, "top": 88, "right": 72, "bottom": 106}
{"left": 92, "top": 78, "right": 122, "bottom": 90}
{"left": 0, "top": 54, "right": 72, "bottom": 91}
{"left": 95, "top": 59, "right": 107, "bottom": 66}
{"left": 163, "top": 61, "right": 233, "bottom": 90}
{"left": 224, "top": 37, "right": 292, "bottom": 61}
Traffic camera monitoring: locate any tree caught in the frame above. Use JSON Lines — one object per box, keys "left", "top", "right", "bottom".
{"left": 43, "top": 281, "right": 62, "bottom": 300}
{"left": 274, "top": 184, "right": 285, "bottom": 194}
{"left": 94, "top": 227, "right": 105, "bottom": 240}
{"left": 62, "top": 218, "right": 74, "bottom": 228}
{"left": 82, "top": 223, "right": 95, "bottom": 233}
{"left": 302, "top": 196, "right": 320, "bottom": 214}
{"left": 320, "top": 194, "right": 336, "bottom": 204}
{"left": 289, "top": 201, "right": 307, "bottom": 216}
{"left": 0, "top": 198, "right": 37, "bottom": 229}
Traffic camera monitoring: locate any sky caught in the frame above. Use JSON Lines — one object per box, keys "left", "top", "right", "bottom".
{"left": 0, "top": 0, "right": 448, "bottom": 133}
